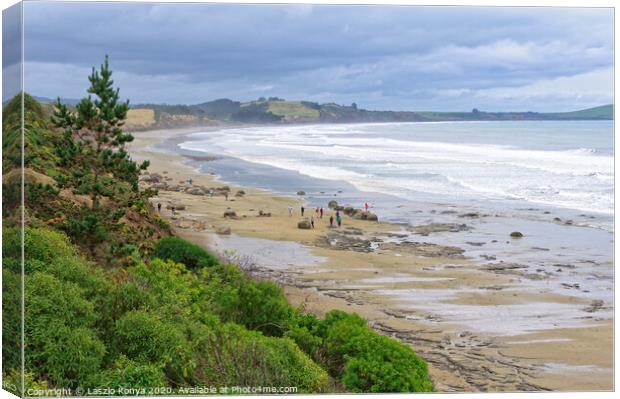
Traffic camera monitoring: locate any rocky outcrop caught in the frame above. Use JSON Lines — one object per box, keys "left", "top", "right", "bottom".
{"left": 409, "top": 223, "right": 470, "bottom": 235}
{"left": 379, "top": 241, "right": 465, "bottom": 258}
{"left": 315, "top": 231, "right": 373, "bottom": 252}
{"left": 328, "top": 200, "right": 339, "bottom": 209}
{"left": 296, "top": 190, "right": 306, "bottom": 196}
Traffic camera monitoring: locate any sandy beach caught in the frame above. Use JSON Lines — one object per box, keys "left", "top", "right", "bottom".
{"left": 128, "top": 126, "right": 613, "bottom": 392}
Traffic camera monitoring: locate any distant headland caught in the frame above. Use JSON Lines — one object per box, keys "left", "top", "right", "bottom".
{"left": 30, "top": 95, "right": 613, "bottom": 131}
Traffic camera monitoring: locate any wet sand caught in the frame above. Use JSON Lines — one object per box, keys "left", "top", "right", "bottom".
{"left": 129, "top": 127, "right": 613, "bottom": 392}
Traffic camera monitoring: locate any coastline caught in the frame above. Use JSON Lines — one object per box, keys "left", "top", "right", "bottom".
{"left": 128, "top": 126, "right": 613, "bottom": 392}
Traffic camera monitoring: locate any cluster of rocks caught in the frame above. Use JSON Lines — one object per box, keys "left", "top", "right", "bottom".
{"left": 140, "top": 173, "right": 242, "bottom": 198}
{"left": 342, "top": 207, "right": 378, "bottom": 221}
{"left": 327, "top": 201, "right": 378, "bottom": 221}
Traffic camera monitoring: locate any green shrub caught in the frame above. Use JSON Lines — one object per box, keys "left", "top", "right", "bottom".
{"left": 212, "top": 269, "right": 294, "bottom": 336}
{"left": 322, "top": 310, "right": 433, "bottom": 392}
{"left": 25, "top": 272, "right": 96, "bottom": 330}
{"left": 37, "top": 324, "right": 106, "bottom": 388}
{"left": 193, "top": 322, "right": 329, "bottom": 392}
{"left": 2, "top": 269, "right": 21, "bottom": 370}
{"left": 3, "top": 226, "right": 76, "bottom": 264}
{"left": 127, "top": 258, "right": 199, "bottom": 319}
{"left": 89, "top": 355, "right": 166, "bottom": 390}
{"left": 340, "top": 333, "right": 433, "bottom": 392}
{"left": 284, "top": 312, "right": 324, "bottom": 360}
{"left": 112, "top": 310, "right": 185, "bottom": 365}
{"left": 151, "top": 236, "right": 218, "bottom": 269}
{"left": 23, "top": 272, "right": 104, "bottom": 388}
{"left": 2, "top": 368, "right": 50, "bottom": 397}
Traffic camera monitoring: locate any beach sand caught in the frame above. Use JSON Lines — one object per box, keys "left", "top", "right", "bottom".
{"left": 128, "top": 127, "right": 613, "bottom": 392}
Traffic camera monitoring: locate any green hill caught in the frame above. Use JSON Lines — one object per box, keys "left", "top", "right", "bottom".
{"left": 541, "top": 104, "right": 613, "bottom": 120}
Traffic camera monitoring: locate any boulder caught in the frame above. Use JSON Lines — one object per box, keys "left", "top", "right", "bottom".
{"left": 328, "top": 200, "right": 339, "bottom": 209}
{"left": 152, "top": 182, "right": 168, "bottom": 190}
{"left": 150, "top": 173, "right": 163, "bottom": 182}
{"left": 510, "top": 231, "right": 524, "bottom": 238}
{"left": 296, "top": 190, "right": 306, "bottom": 196}
{"left": 167, "top": 184, "right": 183, "bottom": 192}
{"left": 365, "top": 212, "right": 379, "bottom": 221}
{"left": 343, "top": 206, "right": 356, "bottom": 216}
{"left": 258, "top": 210, "right": 271, "bottom": 217}
{"left": 139, "top": 173, "right": 161, "bottom": 183}
{"left": 215, "top": 225, "right": 231, "bottom": 235}
{"left": 353, "top": 211, "right": 378, "bottom": 221}
{"left": 223, "top": 208, "right": 237, "bottom": 218}
{"left": 186, "top": 187, "right": 206, "bottom": 196}
{"left": 235, "top": 190, "right": 246, "bottom": 197}
{"left": 297, "top": 219, "right": 312, "bottom": 229}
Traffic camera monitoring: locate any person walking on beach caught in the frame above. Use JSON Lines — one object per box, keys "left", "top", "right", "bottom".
{"left": 157, "top": 202, "right": 162, "bottom": 213}
{"left": 225, "top": 192, "right": 229, "bottom": 201}
{"left": 329, "top": 215, "right": 334, "bottom": 227}
{"left": 311, "top": 216, "right": 315, "bottom": 229}
{"left": 301, "top": 206, "right": 305, "bottom": 216}
{"left": 171, "top": 206, "right": 176, "bottom": 216}
{"left": 364, "top": 202, "right": 369, "bottom": 211}
{"left": 320, "top": 207, "right": 324, "bottom": 219}
{"left": 188, "top": 178, "right": 193, "bottom": 185}
{"left": 336, "top": 214, "right": 342, "bottom": 227}
{"left": 288, "top": 206, "right": 293, "bottom": 217}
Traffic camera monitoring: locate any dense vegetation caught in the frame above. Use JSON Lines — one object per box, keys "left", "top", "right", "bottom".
{"left": 2, "top": 59, "right": 434, "bottom": 395}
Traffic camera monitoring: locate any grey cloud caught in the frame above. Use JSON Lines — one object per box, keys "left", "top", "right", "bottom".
{"left": 16, "top": 2, "right": 614, "bottom": 111}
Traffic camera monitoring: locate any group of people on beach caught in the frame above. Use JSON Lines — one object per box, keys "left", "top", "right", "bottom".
{"left": 289, "top": 203, "right": 359, "bottom": 229}
{"left": 154, "top": 175, "right": 369, "bottom": 231}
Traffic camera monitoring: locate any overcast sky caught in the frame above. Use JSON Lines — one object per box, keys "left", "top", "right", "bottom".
{"left": 5, "top": 2, "right": 614, "bottom": 111}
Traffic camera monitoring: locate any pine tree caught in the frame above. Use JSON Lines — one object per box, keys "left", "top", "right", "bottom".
{"left": 51, "top": 56, "right": 151, "bottom": 257}
{"left": 52, "top": 55, "right": 149, "bottom": 209}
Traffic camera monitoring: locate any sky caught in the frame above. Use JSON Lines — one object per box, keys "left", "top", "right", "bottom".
{"left": 3, "top": 1, "right": 614, "bottom": 111}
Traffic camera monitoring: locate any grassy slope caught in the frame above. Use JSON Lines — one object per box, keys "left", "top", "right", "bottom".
{"left": 267, "top": 100, "right": 320, "bottom": 121}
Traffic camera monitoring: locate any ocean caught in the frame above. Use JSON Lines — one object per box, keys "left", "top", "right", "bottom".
{"left": 173, "top": 120, "right": 614, "bottom": 321}
{"left": 178, "top": 120, "right": 613, "bottom": 230}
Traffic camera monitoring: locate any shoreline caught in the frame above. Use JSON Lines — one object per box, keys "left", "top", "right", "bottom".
{"left": 128, "top": 126, "right": 613, "bottom": 392}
